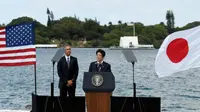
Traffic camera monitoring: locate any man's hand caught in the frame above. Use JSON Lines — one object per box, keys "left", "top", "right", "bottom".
{"left": 67, "top": 80, "right": 73, "bottom": 86}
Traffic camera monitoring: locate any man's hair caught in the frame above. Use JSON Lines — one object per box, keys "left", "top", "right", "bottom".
{"left": 96, "top": 49, "right": 106, "bottom": 58}
{"left": 64, "top": 44, "right": 71, "bottom": 49}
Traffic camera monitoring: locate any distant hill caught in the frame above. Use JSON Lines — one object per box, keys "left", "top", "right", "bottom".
{"left": 1, "top": 16, "right": 199, "bottom": 48}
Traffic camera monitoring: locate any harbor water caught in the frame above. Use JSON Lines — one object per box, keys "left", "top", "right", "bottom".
{"left": 0, "top": 48, "right": 200, "bottom": 112}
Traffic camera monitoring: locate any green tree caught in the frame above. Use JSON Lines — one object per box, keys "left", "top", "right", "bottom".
{"left": 182, "top": 21, "right": 200, "bottom": 30}
{"left": 5, "top": 13, "right": 200, "bottom": 48}
{"left": 159, "top": 22, "right": 165, "bottom": 26}
{"left": 108, "top": 22, "right": 112, "bottom": 26}
{"left": 85, "top": 31, "right": 101, "bottom": 40}
{"left": 47, "top": 8, "right": 50, "bottom": 15}
{"left": 8, "top": 16, "right": 34, "bottom": 26}
{"left": 84, "top": 19, "right": 100, "bottom": 32}
{"left": 46, "top": 8, "right": 55, "bottom": 29}
{"left": 166, "top": 10, "right": 175, "bottom": 34}
{"left": 102, "top": 29, "right": 124, "bottom": 47}
{"left": 108, "top": 21, "right": 114, "bottom": 31}
{"left": 0, "top": 24, "right": 5, "bottom": 27}
{"left": 118, "top": 20, "right": 122, "bottom": 25}
{"left": 35, "top": 34, "right": 49, "bottom": 44}
{"left": 8, "top": 16, "right": 46, "bottom": 34}
{"left": 47, "top": 16, "right": 51, "bottom": 28}
{"left": 59, "top": 17, "right": 84, "bottom": 39}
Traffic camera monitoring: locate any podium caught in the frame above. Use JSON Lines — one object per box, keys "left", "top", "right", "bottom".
{"left": 83, "top": 72, "right": 115, "bottom": 112}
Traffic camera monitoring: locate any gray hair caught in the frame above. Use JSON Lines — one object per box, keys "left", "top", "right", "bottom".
{"left": 64, "top": 44, "right": 71, "bottom": 49}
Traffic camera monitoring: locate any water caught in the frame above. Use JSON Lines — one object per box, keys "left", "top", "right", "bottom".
{"left": 1, "top": 48, "right": 200, "bottom": 112}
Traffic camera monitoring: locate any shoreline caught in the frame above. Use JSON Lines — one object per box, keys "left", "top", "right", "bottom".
{"left": 0, "top": 110, "right": 29, "bottom": 112}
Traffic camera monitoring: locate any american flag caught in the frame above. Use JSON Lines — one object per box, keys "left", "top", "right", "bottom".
{"left": 0, "top": 23, "right": 36, "bottom": 66}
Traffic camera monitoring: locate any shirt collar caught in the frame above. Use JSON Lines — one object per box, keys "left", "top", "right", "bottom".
{"left": 65, "top": 55, "right": 70, "bottom": 59}
{"left": 97, "top": 60, "right": 103, "bottom": 64}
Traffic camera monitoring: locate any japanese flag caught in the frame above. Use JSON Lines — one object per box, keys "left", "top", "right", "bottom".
{"left": 155, "top": 26, "right": 200, "bottom": 77}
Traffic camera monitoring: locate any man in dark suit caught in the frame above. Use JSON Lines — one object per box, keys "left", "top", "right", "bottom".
{"left": 89, "top": 49, "right": 111, "bottom": 72}
{"left": 57, "top": 45, "right": 79, "bottom": 97}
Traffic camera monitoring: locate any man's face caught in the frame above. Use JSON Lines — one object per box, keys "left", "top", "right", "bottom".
{"left": 96, "top": 52, "right": 103, "bottom": 62}
{"left": 65, "top": 46, "right": 71, "bottom": 56}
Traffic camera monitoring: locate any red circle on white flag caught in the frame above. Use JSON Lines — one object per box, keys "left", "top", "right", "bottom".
{"left": 166, "top": 38, "right": 189, "bottom": 63}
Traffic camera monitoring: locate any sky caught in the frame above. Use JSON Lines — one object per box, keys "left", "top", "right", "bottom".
{"left": 1, "top": 0, "right": 200, "bottom": 27}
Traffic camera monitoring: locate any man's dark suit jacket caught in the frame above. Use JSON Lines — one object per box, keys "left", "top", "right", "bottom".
{"left": 57, "top": 56, "right": 79, "bottom": 88}
{"left": 89, "top": 61, "right": 111, "bottom": 72}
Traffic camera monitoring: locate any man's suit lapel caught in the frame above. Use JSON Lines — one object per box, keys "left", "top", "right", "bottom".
{"left": 94, "top": 61, "right": 98, "bottom": 72}
{"left": 63, "top": 56, "right": 68, "bottom": 69}
{"left": 69, "top": 56, "right": 73, "bottom": 69}
{"left": 101, "top": 62, "right": 105, "bottom": 72}
{"left": 64, "top": 56, "right": 72, "bottom": 69}
{"left": 96, "top": 61, "right": 105, "bottom": 72}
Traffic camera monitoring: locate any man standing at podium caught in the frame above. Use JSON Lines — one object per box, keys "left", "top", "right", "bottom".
{"left": 57, "top": 45, "right": 79, "bottom": 98}
{"left": 89, "top": 49, "right": 111, "bottom": 72}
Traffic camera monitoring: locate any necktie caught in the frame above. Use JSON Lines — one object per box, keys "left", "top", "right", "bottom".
{"left": 67, "top": 57, "right": 70, "bottom": 68}
{"left": 98, "top": 64, "right": 102, "bottom": 72}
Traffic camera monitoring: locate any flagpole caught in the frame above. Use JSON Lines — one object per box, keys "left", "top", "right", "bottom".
{"left": 32, "top": 22, "right": 37, "bottom": 95}
{"left": 34, "top": 63, "right": 37, "bottom": 95}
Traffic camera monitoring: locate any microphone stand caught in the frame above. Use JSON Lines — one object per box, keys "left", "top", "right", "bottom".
{"left": 44, "top": 61, "right": 63, "bottom": 112}
{"left": 131, "top": 62, "right": 136, "bottom": 112}
{"left": 50, "top": 61, "right": 55, "bottom": 110}
{"left": 51, "top": 61, "right": 55, "bottom": 97}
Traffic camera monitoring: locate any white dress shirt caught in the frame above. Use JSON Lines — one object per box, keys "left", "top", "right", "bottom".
{"left": 65, "top": 55, "right": 70, "bottom": 62}
{"left": 97, "top": 60, "right": 103, "bottom": 64}
{"left": 65, "top": 55, "right": 70, "bottom": 68}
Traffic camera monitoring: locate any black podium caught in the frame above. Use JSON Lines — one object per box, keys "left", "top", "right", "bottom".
{"left": 83, "top": 72, "right": 115, "bottom": 112}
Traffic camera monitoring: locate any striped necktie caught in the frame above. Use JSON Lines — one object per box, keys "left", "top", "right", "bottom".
{"left": 98, "top": 64, "right": 102, "bottom": 72}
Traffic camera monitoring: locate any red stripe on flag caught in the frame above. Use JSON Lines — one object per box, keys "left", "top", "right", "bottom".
{"left": 0, "top": 55, "right": 36, "bottom": 60}
{"left": 0, "top": 45, "right": 6, "bottom": 48}
{"left": 0, "top": 32, "right": 5, "bottom": 35}
{"left": 0, "top": 61, "right": 36, "bottom": 66}
{"left": 0, "top": 48, "right": 36, "bottom": 54}
{"left": 0, "top": 27, "right": 5, "bottom": 31}
{"left": 0, "top": 38, "right": 6, "bottom": 41}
